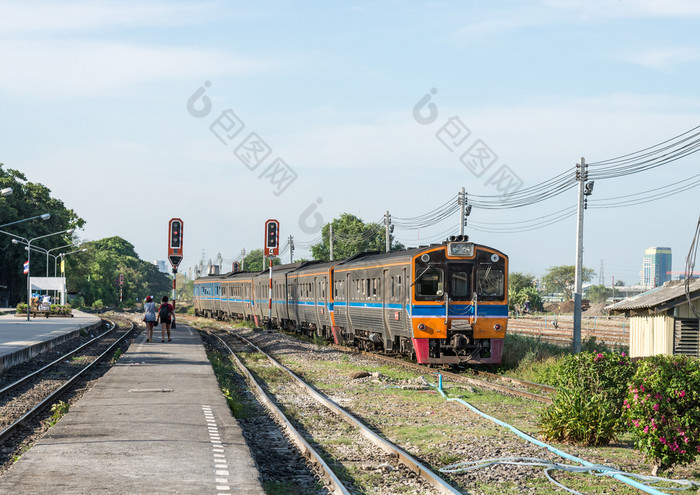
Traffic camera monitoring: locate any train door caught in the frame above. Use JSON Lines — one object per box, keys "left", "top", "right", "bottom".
{"left": 382, "top": 269, "right": 393, "bottom": 347}
{"left": 313, "top": 276, "right": 321, "bottom": 331}
{"left": 345, "top": 273, "right": 353, "bottom": 336}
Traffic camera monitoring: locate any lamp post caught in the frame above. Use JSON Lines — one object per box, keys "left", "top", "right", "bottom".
{"left": 11, "top": 228, "right": 75, "bottom": 320}
{"left": 46, "top": 244, "right": 74, "bottom": 276}
{"left": 0, "top": 213, "right": 50, "bottom": 230}
{"left": 56, "top": 248, "right": 87, "bottom": 304}
{"left": 56, "top": 248, "right": 87, "bottom": 276}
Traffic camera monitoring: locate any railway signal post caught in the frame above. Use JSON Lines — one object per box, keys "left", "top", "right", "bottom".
{"left": 168, "top": 218, "right": 184, "bottom": 307}
{"left": 265, "top": 219, "right": 280, "bottom": 329}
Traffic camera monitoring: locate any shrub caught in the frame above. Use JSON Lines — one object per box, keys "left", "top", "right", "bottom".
{"left": 539, "top": 351, "right": 635, "bottom": 445}
{"left": 16, "top": 303, "right": 28, "bottom": 314}
{"left": 623, "top": 355, "right": 700, "bottom": 474}
{"left": 92, "top": 299, "right": 104, "bottom": 310}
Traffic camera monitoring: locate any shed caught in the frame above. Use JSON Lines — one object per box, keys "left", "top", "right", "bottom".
{"left": 607, "top": 279, "right": 700, "bottom": 358}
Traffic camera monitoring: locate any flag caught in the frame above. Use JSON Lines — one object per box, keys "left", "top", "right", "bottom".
{"left": 23, "top": 261, "right": 29, "bottom": 274}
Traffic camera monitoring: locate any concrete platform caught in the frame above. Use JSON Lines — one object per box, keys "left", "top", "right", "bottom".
{"left": 0, "top": 322, "right": 264, "bottom": 494}
{"left": 0, "top": 310, "right": 103, "bottom": 373}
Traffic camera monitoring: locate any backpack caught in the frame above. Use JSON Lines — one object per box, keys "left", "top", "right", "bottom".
{"left": 159, "top": 304, "right": 171, "bottom": 321}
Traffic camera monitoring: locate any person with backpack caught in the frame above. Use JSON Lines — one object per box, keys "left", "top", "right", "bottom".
{"left": 157, "top": 295, "right": 175, "bottom": 342}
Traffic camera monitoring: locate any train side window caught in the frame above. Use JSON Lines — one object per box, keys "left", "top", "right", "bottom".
{"left": 391, "top": 277, "right": 395, "bottom": 300}
{"left": 415, "top": 268, "right": 444, "bottom": 298}
{"left": 372, "top": 279, "right": 378, "bottom": 298}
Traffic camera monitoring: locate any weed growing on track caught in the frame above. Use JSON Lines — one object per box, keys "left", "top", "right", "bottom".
{"left": 208, "top": 352, "right": 256, "bottom": 419}
{"left": 47, "top": 401, "right": 69, "bottom": 427}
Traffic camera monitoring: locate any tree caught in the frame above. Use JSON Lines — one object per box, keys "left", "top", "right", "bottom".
{"left": 542, "top": 265, "right": 595, "bottom": 300}
{"left": 67, "top": 236, "right": 170, "bottom": 306}
{"left": 614, "top": 280, "right": 625, "bottom": 287}
{"left": 509, "top": 272, "right": 535, "bottom": 293}
{"left": 587, "top": 284, "right": 611, "bottom": 304}
{"left": 1, "top": 165, "right": 84, "bottom": 305}
{"left": 311, "top": 213, "right": 404, "bottom": 262}
{"left": 242, "top": 249, "right": 281, "bottom": 272}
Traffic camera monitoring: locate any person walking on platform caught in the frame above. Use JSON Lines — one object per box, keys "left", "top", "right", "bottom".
{"left": 157, "top": 296, "right": 175, "bottom": 342}
{"left": 143, "top": 296, "right": 157, "bottom": 342}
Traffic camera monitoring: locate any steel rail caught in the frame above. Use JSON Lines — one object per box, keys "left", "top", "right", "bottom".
{"left": 207, "top": 332, "right": 351, "bottom": 495}
{"left": 225, "top": 330, "right": 463, "bottom": 495}
{"left": 329, "top": 344, "right": 554, "bottom": 404}
{"left": 0, "top": 322, "right": 135, "bottom": 444}
{"left": 469, "top": 370, "right": 556, "bottom": 395}
{"left": 0, "top": 319, "right": 115, "bottom": 397}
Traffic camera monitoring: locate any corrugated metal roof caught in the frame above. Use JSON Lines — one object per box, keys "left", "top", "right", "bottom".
{"left": 607, "top": 278, "right": 700, "bottom": 312}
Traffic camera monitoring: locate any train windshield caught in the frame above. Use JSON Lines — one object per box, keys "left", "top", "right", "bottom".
{"left": 476, "top": 267, "right": 505, "bottom": 298}
{"left": 414, "top": 267, "right": 444, "bottom": 299}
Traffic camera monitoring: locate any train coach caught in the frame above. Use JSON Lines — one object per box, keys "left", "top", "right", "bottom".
{"left": 193, "top": 236, "right": 508, "bottom": 365}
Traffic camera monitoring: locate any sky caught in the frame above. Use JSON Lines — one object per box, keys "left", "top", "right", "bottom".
{"left": 1, "top": 0, "right": 699, "bottom": 285}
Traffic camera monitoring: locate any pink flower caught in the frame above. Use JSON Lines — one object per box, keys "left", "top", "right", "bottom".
{"left": 643, "top": 426, "right": 649, "bottom": 433}
{"left": 660, "top": 437, "right": 666, "bottom": 444}
{"left": 653, "top": 404, "right": 660, "bottom": 411}
{"left": 621, "top": 352, "right": 626, "bottom": 357}
{"left": 678, "top": 390, "right": 686, "bottom": 398}
{"left": 655, "top": 393, "right": 662, "bottom": 400}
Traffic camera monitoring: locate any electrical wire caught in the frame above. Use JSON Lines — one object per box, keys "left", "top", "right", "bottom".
{"left": 686, "top": 214, "right": 700, "bottom": 318}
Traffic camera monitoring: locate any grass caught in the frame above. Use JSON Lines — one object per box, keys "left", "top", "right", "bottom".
{"left": 207, "top": 352, "right": 257, "bottom": 419}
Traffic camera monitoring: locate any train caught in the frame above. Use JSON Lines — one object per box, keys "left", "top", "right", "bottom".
{"left": 193, "top": 236, "right": 508, "bottom": 365}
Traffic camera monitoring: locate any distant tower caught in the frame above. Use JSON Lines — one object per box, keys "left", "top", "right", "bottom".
{"left": 599, "top": 260, "right": 605, "bottom": 286}
{"left": 640, "top": 247, "right": 672, "bottom": 289}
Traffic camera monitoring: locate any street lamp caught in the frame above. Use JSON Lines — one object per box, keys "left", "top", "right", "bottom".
{"left": 46, "top": 243, "right": 75, "bottom": 276}
{"left": 56, "top": 247, "right": 87, "bottom": 276}
{"left": 1, "top": 187, "right": 12, "bottom": 197}
{"left": 0, "top": 213, "right": 50, "bottom": 230}
{"left": 11, "top": 228, "right": 75, "bottom": 321}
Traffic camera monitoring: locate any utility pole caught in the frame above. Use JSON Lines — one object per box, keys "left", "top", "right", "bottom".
{"left": 384, "top": 211, "right": 391, "bottom": 252}
{"left": 289, "top": 235, "right": 294, "bottom": 263}
{"left": 240, "top": 248, "right": 246, "bottom": 270}
{"left": 458, "top": 187, "right": 471, "bottom": 235}
{"left": 459, "top": 187, "right": 465, "bottom": 236}
{"left": 573, "top": 157, "right": 594, "bottom": 354}
{"left": 329, "top": 224, "right": 334, "bottom": 261}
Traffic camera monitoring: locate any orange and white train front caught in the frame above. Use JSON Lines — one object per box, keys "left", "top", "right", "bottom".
{"left": 409, "top": 238, "right": 508, "bottom": 365}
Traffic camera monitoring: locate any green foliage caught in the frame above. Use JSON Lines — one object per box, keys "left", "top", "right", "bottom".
{"left": 539, "top": 351, "right": 635, "bottom": 445}
{"left": 15, "top": 303, "right": 27, "bottom": 313}
{"left": 1, "top": 165, "right": 84, "bottom": 304}
{"left": 48, "top": 400, "right": 70, "bottom": 426}
{"left": 112, "top": 348, "right": 123, "bottom": 362}
{"left": 509, "top": 272, "right": 535, "bottom": 293}
{"left": 311, "top": 213, "right": 404, "bottom": 262}
{"left": 68, "top": 236, "right": 171, "bottom": 306}
{"left": 587, "top": 284, "right": 611, "bottom": 304}
{"left": 623, "top": 355, "right": 700, "bottom": 472}
{"left": 92, "top": 299, "right": 104, "bottom": 310}
{"left": 542, "top": 265, "right": 595, "bottom": 299}
{"left": 242, "top": 249, "right": 281, "bottom": 272}
{"left": 509, "top": 285, "right": 543, "bottom": 312}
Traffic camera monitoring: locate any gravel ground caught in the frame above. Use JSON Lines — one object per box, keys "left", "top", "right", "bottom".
{"left": 189, "top": 318, "right": 700, "bottom": 495}
{"left": 0, "top": 317, "right": 136, "bottom": 476}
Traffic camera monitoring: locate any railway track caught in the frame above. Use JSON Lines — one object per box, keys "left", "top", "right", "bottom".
{"left": 207, "top": 328, "right": 462, "bottom": 495}
{"left": 329, "top": 343, "right": 555, "bottom": 404}
{"left": 0, "top": 319, "right": 134, "bottom": 445}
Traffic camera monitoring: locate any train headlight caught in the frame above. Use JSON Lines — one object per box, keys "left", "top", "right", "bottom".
{"left": 418, "top": 323, "right": 426, "bottom": 330}
{"left": 448, "top": 242, "right": 474, "bottom": 257}
{"left": 494, "top": 323, "right": 502, "bottom": 331}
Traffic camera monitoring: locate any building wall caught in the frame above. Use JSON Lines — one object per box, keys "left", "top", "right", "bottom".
{"left": 629, "top": 314, "right": 674, "bottom": 358}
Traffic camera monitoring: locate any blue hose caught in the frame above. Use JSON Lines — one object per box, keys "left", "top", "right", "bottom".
{"left": 433, "top": 374, "right": 674, "bottom": 495}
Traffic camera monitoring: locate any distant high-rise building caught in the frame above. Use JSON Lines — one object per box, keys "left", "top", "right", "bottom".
{"left": 639, "top": 247, "right": 672, "bottom": 289}
{"left": 154, "top": 260, "right": 168, "bottom": 274}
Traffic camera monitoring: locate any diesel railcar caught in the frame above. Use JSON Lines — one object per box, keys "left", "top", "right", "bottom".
{"left": 193, "top": 237, "right": 508, "bottom": 365}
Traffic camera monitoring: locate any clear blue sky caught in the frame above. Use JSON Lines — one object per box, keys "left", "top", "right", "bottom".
{"left": 2, "top": 0, "right": 698, "bottom": 285}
